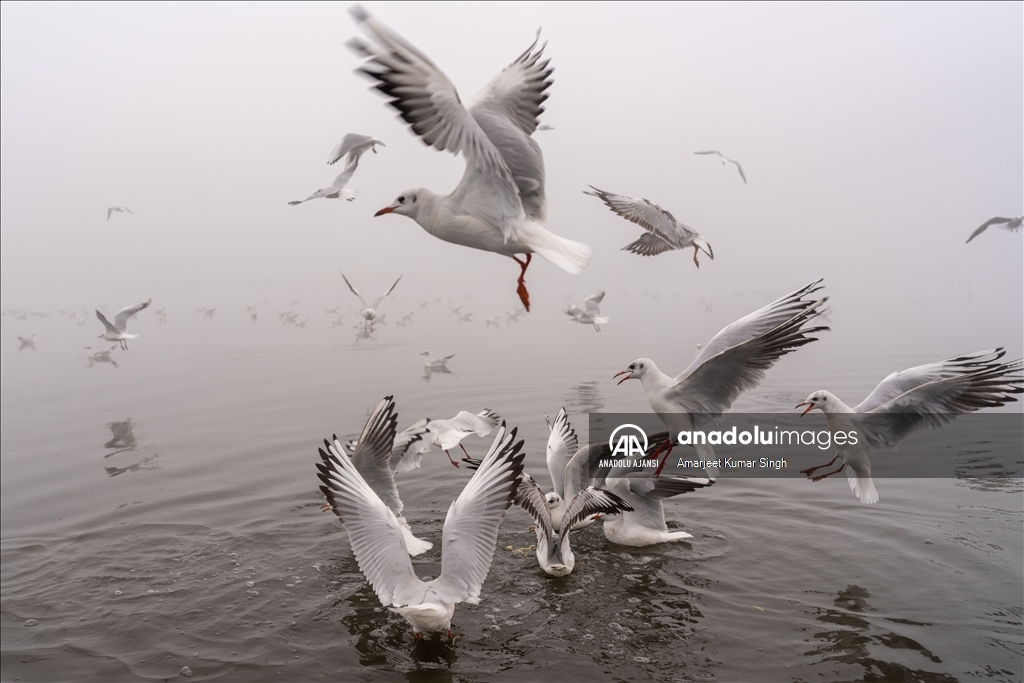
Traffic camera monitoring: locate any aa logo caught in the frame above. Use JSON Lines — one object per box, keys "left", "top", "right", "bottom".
{"left": 609, "top": 424, "right": 649, "bottom": 457}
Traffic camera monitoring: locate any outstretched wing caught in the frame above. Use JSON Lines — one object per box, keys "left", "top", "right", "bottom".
{"left": 391, "top": 418, "right": 433, "bottom": 473}
{"left": 342, "top": 395, "right": 402, "bottom": 515}
{"left": 621, "top": 231, "right": 676, "bottom": 256}
{"left": 330, "top": 157, "right": 360, "bottom": 189}
{"left": 558, "top": 486, "right": 634, "bottom": 545}
{"left": 96, "top": 310, "right": 119, "bottom": 335}
{"left": 966, "top": 217, "right": 1010, "bottom": 243}
{"left": 340, "top": 273, "right": 368, "bottom": 308}
{"left": 513, "top": 471, "right": 555, "bottom": 543}
{"left": 449, "top": 409, "right": 501, "bottom": 437}
{"left": 372, "top": 275, "right": 402, "bottom": 310}
{"left": 729, "top": 159, "right": 747, "bottom": 183}
{"left": 545, "top": 407, "right": 578, "bottom": 499}
{"left": 434, "top": 423, "right": 525, "bottom": 604}
{"left": 670, "top": 280, "right": 829, "bottom": 416}
{"left": 327, "top": 133, "right": 384, "bottom": 166}
{"left": 113, "top": 299, "right": 151, "bottom": 332}
{"left": 583, "top": 291, "right": 605, "bottom": 315}
{"left": 585, "top": 187, "right": 694, "bottom": 247}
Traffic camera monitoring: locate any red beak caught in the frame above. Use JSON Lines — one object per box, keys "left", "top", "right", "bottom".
{"left": 796, "top": 401, "right": 815, "bottom": 416}
{"left": 613, "top": 370, "right": 632, "bottom": 385}
{"left": 374, "top": 206, "right": 394, "bottom": 217}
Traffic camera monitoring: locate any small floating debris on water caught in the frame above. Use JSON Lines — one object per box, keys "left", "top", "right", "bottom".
{"left": 752, "top": 606, "right": 765, "bottom": 612}
{"left": 180, "top": 666, "right": 193, "bottom": 677}
{"left": 923, "top": 539, "right": 933, "bottom": 544}
{"left": 25, "top": 619, "right": 38, "bottom": 627}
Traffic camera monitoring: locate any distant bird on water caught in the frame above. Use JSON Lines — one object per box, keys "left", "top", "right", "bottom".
{"left": 694, "top": 150, "right": 747, "bottom": 183}
{"left": 965, "top": 215, "right": 1022, "bottom": 243}
{"left": 585, "top": 187, "right": 714, "bottom": 268}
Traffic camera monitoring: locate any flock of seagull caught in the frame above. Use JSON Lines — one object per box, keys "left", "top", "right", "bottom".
{"left": 71, "top": 6, "right": 1020, "bottom": 643}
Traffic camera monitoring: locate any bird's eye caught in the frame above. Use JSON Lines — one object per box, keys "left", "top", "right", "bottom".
{"left": 398, "top": 196, "right": 405, "bottom": 204}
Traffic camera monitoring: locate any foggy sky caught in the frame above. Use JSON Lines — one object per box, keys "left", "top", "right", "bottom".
{"left": 1, "top": 2, "right": 1021, "bottom": 341}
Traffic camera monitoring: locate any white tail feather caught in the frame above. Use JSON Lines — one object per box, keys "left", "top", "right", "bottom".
{"left": 526, "top": 224, "right": 592, "bottom": 274}
{"left": 398, "top": 517, "right": 433, "bottom": 555}
{"left": 847, "top": 472, "right": 879, "bottom": 505}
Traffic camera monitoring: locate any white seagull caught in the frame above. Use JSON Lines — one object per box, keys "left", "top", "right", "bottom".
{"left": 96, "top": 299, "right": 152, "bottom": 350}
{"left": 541, "top": 407, "right": 580, "bottom": 531}
{"left": 694, "top": 150, "right": 747, "bottom": 183}
{"left": 106, "top": 206, "right": 134, "bottom": 220}
{"left": 289, "top": 158, "right": 360, "bottom": 205}
{"left": 348, "top": 7, "right": 592, "bottom": 311}
{"left": 584, "top": 187, "right": 714, "bottom": 268}
{"left": 426, "top": 409, "right": 501, "bottom": 467}
{"left": 514, "top": 473, "right": 633, "bottom": 576}
{"left": 614, "top": 280, "right": 829, "bottom": 475}
{"left": 565, "top": 290, "right": 609, "bottom": 332}
{"left": 327, "top": 133, "right": 385, "bottom": 166}
{"left": 317, "top": 420, "right": 525, "bottom": 639}
{"left": 420, "top": 351, "right": 455, "bottom": 370}
{"left": 85, "top": 344, "right": 118, "bottom": 367}
{"left": 341, "top": 272, "right": 401, "bottom": 331}
{"left": 965, "top": 215, "right": 1023, "bottom": 243}
{"left": 320, "top": 397, "right": 432, "bottom": 555}
{"left": 797, "top": 349, "right": 1023, "bottom": 504}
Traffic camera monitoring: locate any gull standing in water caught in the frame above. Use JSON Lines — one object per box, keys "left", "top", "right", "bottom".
{"left": 797, "top": 349, "right": 1023, "bottom": 504}
{"left": 106, "top": 206, "right": 133, "bottom": 220}
{"left": 965, "top": 215, "right": 1022, "bottom": 243}
{"left": 341, "top": 272, "right": 401, "bottom": 332}
{"left": 565, "top": 290, "right": 609, "bottom": 332}
{"left": 289, "top": 158, "right": 360, "bottom": 205}
{"left": 318, "top": 419, "right": 524, "bottom": 639}
{"left": 615, "top": 280, "right": 829, "bottom": 475}
{"left": 96, "top": 299, "right": 152, "bottom": 350}
{"left": 584, "top": 187, "right": 714, "bottom": 268}
{"left": 348, "top": 7, "right": 591, "bottom": 311}
{"left": 320, "top": 397, "right": 433, "bottom": 555}
{"left": 694, "top": 150, "right": 747, "bottom": 183}
{"left": 327, "top": 133, "right": 385, "bottom": 166}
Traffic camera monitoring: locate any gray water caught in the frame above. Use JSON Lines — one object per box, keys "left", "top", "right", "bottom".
{"left": 2, "top": 289, "right": 1021, "bottom": 682}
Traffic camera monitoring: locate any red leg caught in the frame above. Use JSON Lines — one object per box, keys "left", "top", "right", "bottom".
{"left": 692, "top": 246, "right": 700, "bottom": 269}
{"left": 512, "top": 255, "right": 532, "bottom": 312}
{"left": 653, "top": 441, "right": 675, "bottom": 477}
{"left": 444, "top": 449, "right": 461, "bottom": 468}
{"left": 809, "top": 463, "right": 846, "bottom": 482}
{"left": 800, "top": 454, "right": 839, "bottom": 477}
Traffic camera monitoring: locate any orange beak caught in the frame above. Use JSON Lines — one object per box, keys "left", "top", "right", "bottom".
{"left": 796, "top": 401, "right": 815, "bottom": 416}
{"left": 614, "top": 369, "right": 632, "bottom": 385}
{"left": 374, "top": 206, "right": 394, "bottom": 217}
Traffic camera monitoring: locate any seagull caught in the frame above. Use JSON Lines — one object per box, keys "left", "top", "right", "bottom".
{"left": 965, "top": 215, "right": 1023, "bottom": 243}
{"left": 96, "top": 299, "right": 152, "bottom": 350}
{"left": 541, "top": 407, "right": 580, "bottom": 530}
{"left": 317, "top": 419, "right": 524, "bottom": 639}
{"left": 485, "top": 316, "right": 500, "bottom": 327}
{"left": 797, "top": 349, "right": 1023, "bottom": 504}
{"left": 427, "top": 409, "right": 501, "bottom": 467}
{"left": 565, "top": 290, "right": 609, "bottom": 332}
{"left": 614, "top": 280, "right": 829, "bottom": 475}
{"left": 106, "top": 206, "right": 134, "bottom": 220}
{"left": 420, "top": 351, "right": 455, "bottom": 369}
{"left": 327, "top": 133, "right": 385, "bottom": 166}
{"left": 17, "top": 334, "right": 37, "bottom": 350}
{"left": 341, "top": 272, "right": 401, "bottom": 331}
{"left": 537, "top": 124, "right": 555, "bottom": 131}
{"left": 514, "top": 473, "right": 632, "bottom": 576}
{"left": 584, "top": 187, "right": 714, "bottom": 268}
{"left": 320, "top": 397, "right": 432, "bottom": 555}
{"left": 289, "top": 158, "right": 360, "bottom": 204}
{"left": 694, "top": 150, "right": 747, "bottom": 183}
{"left": 348, "top": 7, "right": 592, "bottom": 312}
{"left": 84, "top": 344, "right": 118, "bottom": 367}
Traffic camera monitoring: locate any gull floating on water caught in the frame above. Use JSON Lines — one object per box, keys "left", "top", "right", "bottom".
{"left": 327, "top": 133, "right": 385, "bottom": 166}
{"left": 106, "top": 206, "right": 134, "bottom": 220}
{"left": 341, "top": 272, "right": 400, "bottom": 332}
{"left": 965, "top": 215, "right": 1022, "bottom": 243}
{"left": 85, "top": 344, "right": 118, "bottom": 367}
{"left": 797, "top": 349, "right": 1023, "bottom": 504}
{"left": 320, "top": 397, "right": 432, "bottom": 554}
{"left": 96, "top": 299, "right": 152, "bottom": 350}
{"left": 318, "top": 418, "right": 524, "bottom": 638}
{"left": 420, "top": 351, "right": 455, "bottom": 370}
{"left": 289, "top": 158, "right": 360, "bottom": 204}
{"left": 585, "top": 187, "right": 714, "bottom": 268}
{"left": 615, "top": 280, "right": 829, "bottom": 475}
{"left": 694, "top": 150, "right": 747, "bottom": 183}
{"left": 348, "top": 7, "right": 592, "bottom": 311}
{"left": 565, "top": 290, "right": 609, "bottom": 332}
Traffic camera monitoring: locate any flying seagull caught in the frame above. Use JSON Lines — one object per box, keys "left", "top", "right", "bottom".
{"left": 96, "top": 299, "right": 152, "bottom": 350}
{"left": 694, "top": 150, "right": 747, "bottom": 183}
{"left": 107, "top": 206, "right": 134, "bottom": 220}
{"left": 327, "top": 133, "right": 385, "bottom": 166}
{"left": 289, "top": 158, "right": 360, "bottom": 204}
{"left": 965, "top": 215, "right": 1022, "bottom": 243}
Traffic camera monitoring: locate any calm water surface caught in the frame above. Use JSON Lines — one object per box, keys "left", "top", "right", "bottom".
{"left": 2, "top": 291, "right": 1021, "bottom": 682}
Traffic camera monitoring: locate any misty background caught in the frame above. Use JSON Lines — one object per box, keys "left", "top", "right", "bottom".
{"left": 1, "top": 2, "right": 1021, "bottom": 353}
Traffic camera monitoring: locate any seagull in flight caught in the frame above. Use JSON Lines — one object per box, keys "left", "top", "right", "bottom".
{"left": 427, "top": 409, "right": 501, "bottom": 467}
{"left": 96, "top": 299, "right": 152, "bottom": 350}
{"left": 289, "top": 158, "right": 360, "bottom": 205}
{"left": 348, "top": 7, "right": 592, "bottom": 311}
{"left": 694, "top": 150, "right": 747, "bottom": 183}
{"left": 797, "top": 349, "right": 1023, "bottom": 504}
{"left": 965, "top": 215, "right": 1022, "bottom": 243}
{"left": 565, "top": 290, "right": 608, "bottom": 332}
{"left": 341, "top": 272, "right": 401, "bottom": 331}
{"left": 615, "top": 280, "right": 829, "bottom": 476}
{"left": 585, "top": 187, "right": 714, "bottom": 268}
{"left": 317, "top": 418, "right": 524, "bottom": 639}
{"left": 327, "top": 133, "right": 385, "bottom": 166}
{"left": 106, "top": 206, "right": 134, "bottom": 220}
